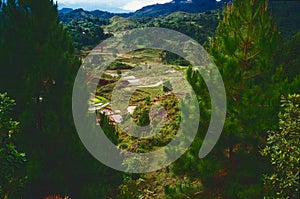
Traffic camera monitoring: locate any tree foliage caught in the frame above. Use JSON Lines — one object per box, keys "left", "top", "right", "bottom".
{"left": 261, "top": 94, "right": 300, "bottom": 198}
{"left": 0, "top": 0, "right": 122, "bottom": 197}
{"left": 207, "top": 0, "right": 285, "bottom": 197}
{"left": 62, "top": 17, "right": 111, "bottom": 52}
{"left": 177, "top": 0, "right": 291, "bottom": 198}
{"left": 0, "top": 93, "right": 26, "bottom": 199}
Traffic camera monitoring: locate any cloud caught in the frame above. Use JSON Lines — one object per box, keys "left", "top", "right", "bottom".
{"left": 122, "top": 0, "right": 172, "bottom": 11}
{"left": 57, "top": 0, "right": 172, "bottom": 12}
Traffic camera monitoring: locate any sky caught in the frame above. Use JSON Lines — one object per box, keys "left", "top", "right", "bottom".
{"left": 57, "top": 0, "right": 173, "bottom": 13}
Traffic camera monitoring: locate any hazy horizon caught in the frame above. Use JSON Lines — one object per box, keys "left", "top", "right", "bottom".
{"left": 57, "top": 0, "right": 223, "bottom": 13}
{"left": 57, "top": 0, "right": 173, "bottom": 13}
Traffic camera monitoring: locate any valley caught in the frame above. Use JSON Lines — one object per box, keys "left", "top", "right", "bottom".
{"left": 0, "top": 0, "right": 299, "bottom": 198}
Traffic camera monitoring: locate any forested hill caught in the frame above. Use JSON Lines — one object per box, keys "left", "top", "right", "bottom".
{"left": 60, "top": 11, "right": 219, "bottom": 53}
{"left": 59, "top": 8, "right": 131, "bottom": 23}
{"left": 123, "top": 0, "right": 229, "bottom": 18}
{"left": 59, "top": 0, "right": 229, "bottom": 22}
{"left": 59, "top": 0, "right": 300, "bottom": 39}
{"left": 59, "top": 0, "right": 300, "bottom": 54}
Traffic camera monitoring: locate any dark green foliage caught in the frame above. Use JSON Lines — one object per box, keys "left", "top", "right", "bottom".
{"left": 108, "top": 61, "right": 133, "bottom": 70}
{"left": 269, "top": 1, "right": 300, "bottom": 39}
{"left": 0, "top": 0, "right": 122, "bottom": 198}
{"left": 149, "top": 11, "right": 219, "bottom": 44}
{"left": 99, "top": 113, "right": 118, "bottom": 145}
{"left": 0, "top": 0, "right": 82, "bottom": 196}
{"left": 0, "top": 93, "right": 26, "bottom": 199}
{"left": 117, "top": 69, "right": 122, "bottom": 76}
{"left": 160, "top": 51, "right": 191, "bottom": 66}
{"left": 132, "top": 105, "right": 150, "bottom": 127}
{"left": 62, "top": 11, "right": 219, "bottom": 52}
{"left": 262, "top": 94, "right": 300, "bottom": 198}
{"left": 207, "top": 0, "right": 285, "bottom": 197}
{"left": 163, "top": 81, "right": 173, "bottom": 92}
{"left": 62, "top": 17, "right": 112, "bottom": 52}
{"left": 174, "top": 0, "right": 292, "bottom": 198}
{"left": 59, "top": 8, "right": 125, "bottom": 23}
{"left": 273, "top": 31, "right": 300, "bottom": 83}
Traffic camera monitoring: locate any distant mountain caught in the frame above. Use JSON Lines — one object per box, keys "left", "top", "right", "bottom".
{"left": 59, "top": 0, "right": 229, "bottom": 22}
{"left": 130, "top": 0, "right": 229, "bottom": 18}
{"left": 58, "top": 8, "right": 73, "bottom": 14}
{"left": 59, "top": 8, "right": 131, "bottom": 23}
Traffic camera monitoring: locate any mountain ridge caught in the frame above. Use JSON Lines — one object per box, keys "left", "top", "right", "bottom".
{"left": 59, "top": 0, "right": 229, "bottom": 21}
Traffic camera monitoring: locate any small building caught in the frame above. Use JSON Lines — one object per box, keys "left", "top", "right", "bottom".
{"left": 100, "top": 108, "right": 123, "bottom": 124}
{"left": 127, "top": 106, "right": 137, "bottom": 114}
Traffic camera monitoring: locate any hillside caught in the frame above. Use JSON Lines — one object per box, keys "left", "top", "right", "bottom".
{"left": 104, "top": 11, "right": 218, "bottom": 42}
{"left": 128, "top": 0, "right": 228, "bottom": 18}
{"left": 59, "top": 8, "right": 131, "bottom": 23}
{"left": 59, "top": 0, "right": 300, "bottom": 49}
{"left": 62, "top": 11, "right": 219, "bottom": 53}
{"left": 59, "top": 0, "right": 229, "bottom": 22}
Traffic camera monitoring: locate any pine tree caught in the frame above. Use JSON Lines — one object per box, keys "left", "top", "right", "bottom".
{"left": 175, "top": 0, "right": 291, "bottom": 198}
{"left": 208, "top": 0, "right": 287, "bottom": 197}
{"left": 0, "top": 0, "right": 122, "bottom": 197}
